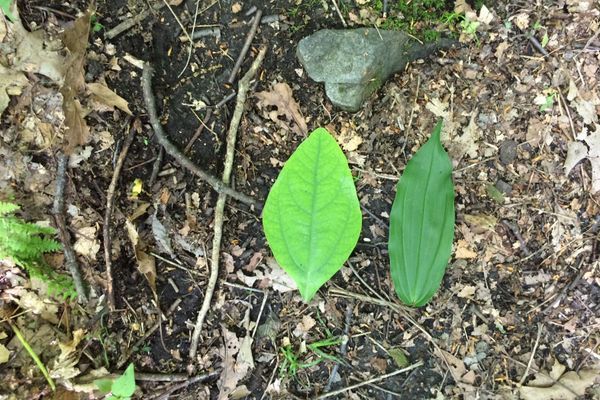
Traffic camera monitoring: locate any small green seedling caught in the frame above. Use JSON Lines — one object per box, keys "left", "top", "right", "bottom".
{"left": 388, "top": 121, "right": 455, "bottom": 307}
{"left": 280, "top": 336, "right": 342, "bottom": 378}
{"left": 91, "top": 14, "right": 104, "bottom": 32}
{"left": 460, "top": 17, "right": 480, "bottom": 40}
{"left": 94, "top": 363, "right": 136, "bottom": 400}
{"left": 262, "top": 128, "right": 362, "bottom": 302}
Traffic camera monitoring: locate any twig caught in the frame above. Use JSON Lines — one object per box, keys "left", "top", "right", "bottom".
{"left": 188, "top": 47, "right": 267, "bottom": 360}
{"left": 502, "top": 353, "right": 579, "bottom": 396}
{"left": 227, "top": 10, "right": 263, "bottom": 84}
{"left": 526, "top": 32, "right": 549, "bottom": 57}
{"left": 52, "top": 152, "right": 87, "bottom": 303}
{"left": 184, "top": 108, "right": 213, "bottom": 154}
{"left": 330, "top": 0, "right": 347, "bottom": 27}
{"left": 141, "top": 64, "right": 257, "bottom": 206}
{"left": 519, "top": 323, "right": 543, "bottom": 385}
{"left": 148, "top": 371, "right": 220, "bottom": 400}
{"left": 329, "top": 287, "right": 460, "bottom": 384}
{"left": 325, "top": 300, "right": 354, "bottom": 392}
{"left": 316, "top": 361, "right": 424, "bottom": 399}
{"left": 116, "top": 298, "right": 182, "bottom": 369}
{"left": 501, "top": 220, "right": 531, "bottom": 256}
{"left": 103, "top": 123, "right": 137, "bottom": 310}
{"left": 148, "top": 147, "right": 163, "bottom": 186}
{"left": 542, "top": 255, "right": 587, "bottom": 314}
{"left": 215, "top": 92, "right": 236, "bottom": 109}
{"left": 105, "top": 2, "right": 166, "bottom": 40}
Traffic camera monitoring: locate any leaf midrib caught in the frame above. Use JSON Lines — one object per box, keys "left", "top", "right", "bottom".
{"left": 307, "top": 134, "right": 323, "bottom": 285}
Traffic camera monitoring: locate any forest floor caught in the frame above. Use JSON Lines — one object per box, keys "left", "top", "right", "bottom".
{"left": 0, "top": 0, "right": 599, "bottom": 399}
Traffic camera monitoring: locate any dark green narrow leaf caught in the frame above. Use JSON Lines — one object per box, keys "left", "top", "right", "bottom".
{"left": 389, "top": 120, "right": 455, "bottom": 307}
{"left": 262, "top": 128, "right": 362, "bottom": 302}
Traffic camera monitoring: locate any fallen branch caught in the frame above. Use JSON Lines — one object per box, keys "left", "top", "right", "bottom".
{"left": 141, "top": 65, "right": 257, "bottom": 206}
{"left": 52, "top": 152, "right": 87, "bottom": 303}
{"left": 105, "top": 2, "right": 166, "bottom": 40}
{"left": 227, "top": 10, "right": 263, "bottom": 84}
{"left": 188, "top": 46, "right": 267, "bottom": 360}
{"left": 316, "top": 361, "right": 424, "bottom": 399}
{"left": 103, "top": 122, "right": 138, "bottom": 310}
{"left": 148, "top": 371, "right": 220, "bottom": 400}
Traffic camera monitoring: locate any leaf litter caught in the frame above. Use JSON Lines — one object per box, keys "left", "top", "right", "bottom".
{"left": 1, "top": 0, "right": 600, "bottom": 398}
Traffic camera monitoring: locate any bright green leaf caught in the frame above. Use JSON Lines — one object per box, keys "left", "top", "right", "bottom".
{"left": 111, "top": 363, "right": 136, "bottom": 398}
{"left": 262, "top": 127, "right": 362, "bottom": 301}
{"left": 541, "top": 32, "right": 549, "bottom": 48}
{"left": 0, "top": 0, "right": 15, "bottom": 22}
{"left": 389, "top": 120, "right": 455, "bottom": 307}
{"left": 389, "top": 347, "right": 409, "bottom": 368}
{"left": 94, "top": 378, "right": 113, "bottom": 394}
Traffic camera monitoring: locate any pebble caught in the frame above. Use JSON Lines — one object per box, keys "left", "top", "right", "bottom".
{"left": 499, "top": 140, "right": 518, "bottom": 165}
{"left": 495, "top": 179, "right": 512, "bottom": 195}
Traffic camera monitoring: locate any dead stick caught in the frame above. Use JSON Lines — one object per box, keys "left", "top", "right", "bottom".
{"left": 325, "top": 300, "right": 354, "bottom": 392}
{"left": 141, "top": 65, "right": 257, "bottom": 206}
{"left": 148, "top": 147, "right": 163, "bottom": 186}
{"left": 116, "top": 298, "right": 181, "bottom": 369}
{"left": 104, "top": 123, "right": 137, "bottom": 310}
{"left": 52, "top": 152, "right": 88, "bottom": 302}
{"left": 105, "top": 2, "right": 166, "bottom": 40}
{"left": 227, "top": 10, "right": 263, "bottom": 84}
{"left": 189, "top": 46, "right": 267, "bottom": 360}
{"left": 149, "top": 371, "right": 220, "bottom": 400}
{"left": 316, "top": 361, "right": 424, "bottom": 399}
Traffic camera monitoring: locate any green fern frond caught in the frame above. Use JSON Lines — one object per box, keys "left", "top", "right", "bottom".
{"left": 0, "top": 201, "right": 20, "bottom": 216}
{"left": 0, "top": 201, "right": 75, "bottom": 301}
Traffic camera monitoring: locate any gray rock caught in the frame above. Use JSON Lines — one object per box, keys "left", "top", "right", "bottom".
{"left": 495, "top": 179, "right": 512, "bottom": 195}
{"left": 297, "top": 28, "right": 455, "bottom": 111}
{"left": 499, "top": 140, "right": 518, "bottom": 165}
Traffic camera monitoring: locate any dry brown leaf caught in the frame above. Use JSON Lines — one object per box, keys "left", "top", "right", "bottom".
{"left": 455, "top": 240, "right": 477, "bottom": 259}
{"left": 60, "top": 11, "right": 92, "bottom": 153}
{"left": 452, "top": 111, "right": 480, "bottom": 159}
{"left": 50, "top": 329, "right": 86, "bottom": 380}
{"left": 0, "top": 343, "right": 9, "bottom": 364}
{"left": 72, "top": 218, "right": 100, "bottom": 260}
{"left": 218, "top": 326, "right": 254, "bottom": 400}
{"left": 584, "top": 130, "right": 600, "bottom": 193}
{"left": 10, "top": 11, "right": 65, "bottom": 83}
{"left": 13, "top": 289, "right": 59, "bottom": 323}
{"left": 564, "top": 126, "right": 600, "bottom": 193}
{"left": 520, "top": 362, "right": 599, "bottom": 400}
{"left": 292, "top": 315, "right": 316, "bottom": 338}
{"left": 454, "top": 0, "right": 473, "bottom": 14}
{"left": 231, "top": 2, "right": 242, "bottom": 13}
{"left": 255, "top": 82, "right": 308, "bottom": 135}
{"left": 87, "top": 82, "right": 132, "bottom": 115}
{"left": 426, "top": 97, "right": 450, "bottom": 119}
{"left": 0, "top": 64, "right": 28, "bottom": 114}
{"left": 125, "top": 220, "right": 157, "bottom": 295}
{"left": 236, "top": 257, "right": 297, "bottom": 293}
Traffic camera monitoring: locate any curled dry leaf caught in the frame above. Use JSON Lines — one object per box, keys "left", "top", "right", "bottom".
{"left": 519, "top": 360, "right": 599, "bottom": 400}
{"left": 87, "top": 82, "right": 133, "bottom": 115}
{"left": 125, "top": 220, "right": 157, "bottom": 295}
{"left": 60, "top": 11, "right": 92, "bottom": 153}
{"left": 255, "top": 82, "right": 308, "bottom": 136}
{"left": 218, "top": 325, "right": 254, "bottom": 400}
{"left": 564, "top": 127, "right": 600, "bottom": 193}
